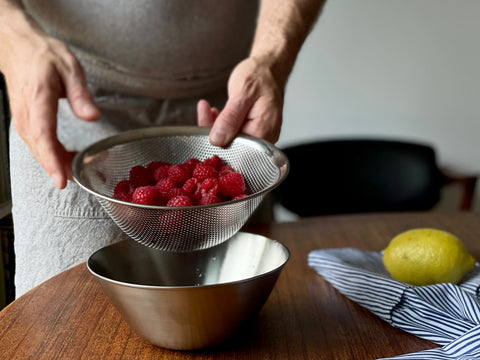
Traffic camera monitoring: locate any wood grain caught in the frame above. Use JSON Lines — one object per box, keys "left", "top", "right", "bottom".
{"left": 2, "top": 212, "right": 478, "bottom": 359}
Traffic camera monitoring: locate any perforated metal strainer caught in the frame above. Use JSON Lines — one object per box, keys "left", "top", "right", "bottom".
{"left": 72, "top": 126, "right": 289, "bottom": 252}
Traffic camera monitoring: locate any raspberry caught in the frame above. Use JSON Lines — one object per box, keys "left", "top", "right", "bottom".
{"left": 232, "top": 194, "right": 248, "bottom": 200}
{"left": 116, "top": 154, "right": 249, "bottom": 207}
{"left": 181, "top": 158, "right": 201, "bottom": 173}
{"left": 182, "top": 177, "right": 202, "bottom": 202}
{"left": 146, "top": 161, "right": 170, "bottom": 171}
{"left": 167, "top": 195, "right": 194, "bottom": 207}
{"left": 168, "top": 165, "right": 190, "bottom": 185}
{"left": 218, "top": 165, "right": 235, "bottom": 177}
{"left": 166, "top": 187, "right": 191, "bottom": 201}
{"left": 155, "top": 177, "right": 177, "bottom": 192}
{"left": 198, "top": 194, "right": 222, "bottom": 205}
{"left": 192, "top": 164, "right": 218, "bottom": 181}
{"left": 113, "top": 180, "right": 132, "bottom": 202}
{"left": 153, "top": 164, "right": 171, "bottom": 182}
{"left": 219, "top": 172, "right": 246, "bottom": 198}
{"left": 132, "top": 186, "right": 164, "bottom": 205}
{"left": 178, "top": 163, "right": 192, "bottom": 175}
{"left": 129, "top": 165, "right": 154, "bottom": 188}
{"left": 201, "top": 177, "right": 219, "bottom": 196}
{"left": 202, "top": 155, "right": 223, "bottom": 169}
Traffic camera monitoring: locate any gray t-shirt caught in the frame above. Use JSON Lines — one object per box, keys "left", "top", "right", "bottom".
{"left": 22, "top": 0, "right": 259, "bottom": 99}
{"left": 20, "top": 0, "right": 260, "bottom": 150}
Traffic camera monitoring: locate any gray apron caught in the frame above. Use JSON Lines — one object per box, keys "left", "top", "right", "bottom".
{"left": 11, "top": 0, "right": 258, "bottom": 296}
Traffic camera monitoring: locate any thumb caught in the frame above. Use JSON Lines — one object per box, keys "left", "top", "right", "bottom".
{"left": 209, "top": 97, "right": 252, "bottom": 147}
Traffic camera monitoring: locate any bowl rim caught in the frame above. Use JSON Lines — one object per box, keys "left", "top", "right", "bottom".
{"left": 72, "top": 126, "right": 290, "bottom": 210}
{"left": 86, "top": 233, "right": 291, "bottom": 290}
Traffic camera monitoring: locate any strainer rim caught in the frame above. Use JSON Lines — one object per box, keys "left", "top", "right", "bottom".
{"left": 72, "top": 126, "right": 289, "bottom": 210}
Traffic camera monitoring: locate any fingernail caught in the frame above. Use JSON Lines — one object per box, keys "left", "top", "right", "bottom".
{"left": 210, "top": 129, "right": 227, "bottom": 146}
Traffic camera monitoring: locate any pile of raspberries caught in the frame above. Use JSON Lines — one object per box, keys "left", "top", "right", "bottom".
{"left": 113, "top": 155, "right": 248, "bottom": 207}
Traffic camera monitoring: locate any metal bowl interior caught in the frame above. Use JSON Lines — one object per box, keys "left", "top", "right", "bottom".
{"left": 87, "top": 232, "right": 290, "bottom": 350}
{"left": 73, "top": 126, "right": 289, "bottom": 252}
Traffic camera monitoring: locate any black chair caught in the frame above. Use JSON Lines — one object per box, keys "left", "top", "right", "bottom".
{"left": 273, "top": 139, "right": 477, "bottom": 218}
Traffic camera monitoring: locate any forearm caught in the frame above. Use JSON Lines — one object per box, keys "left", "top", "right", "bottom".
{"left": 250, "top": 0, "right": 325, "bottom": 87}
{"left": 0, "top": 0, "right": 45, "bottom": 72}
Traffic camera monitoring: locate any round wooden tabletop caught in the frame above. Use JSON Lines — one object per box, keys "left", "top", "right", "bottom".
{"left": 2, "top": 212, "right": 478, "bottom": 359}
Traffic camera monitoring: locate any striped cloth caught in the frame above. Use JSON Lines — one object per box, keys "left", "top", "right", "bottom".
{"left": 308, "top": 248, "right": 480, "bottom": 360}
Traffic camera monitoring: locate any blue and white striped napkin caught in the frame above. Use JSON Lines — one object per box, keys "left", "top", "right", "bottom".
{"left": 308, "top": 248, "right": 480, "bottom": 360}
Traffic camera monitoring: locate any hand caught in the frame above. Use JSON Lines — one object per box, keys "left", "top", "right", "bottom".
{"left": 3, "top": 31, "right": 101, "bottom": 189}
{"left": 197, "top": 57, "right": 283, "bottom": 147}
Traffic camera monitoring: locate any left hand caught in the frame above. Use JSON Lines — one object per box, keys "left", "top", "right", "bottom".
{"left": 197, "top": 57, "right": 283, "bottom": 146}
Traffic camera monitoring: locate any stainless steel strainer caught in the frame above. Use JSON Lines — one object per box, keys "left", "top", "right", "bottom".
{"left": 72, "top": 126, "right": 289, "bottom": 252}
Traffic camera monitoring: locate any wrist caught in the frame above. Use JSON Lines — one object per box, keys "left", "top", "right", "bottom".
{"left": 248, "top": 0, "right": 322, "bottom": 89}
{"left": 248, "top": 51, "right": 293, "bottom": 91}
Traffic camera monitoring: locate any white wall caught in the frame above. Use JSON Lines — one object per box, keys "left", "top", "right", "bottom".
{"left": 277, "top": 0, "right": 480, "bottom": 215}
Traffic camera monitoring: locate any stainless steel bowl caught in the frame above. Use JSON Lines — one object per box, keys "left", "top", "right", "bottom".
{"left": 87, "top": 232, "right": 290, "bottom": 350}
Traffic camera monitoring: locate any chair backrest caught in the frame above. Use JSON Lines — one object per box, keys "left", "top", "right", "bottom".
{"left": 274, "top": 139, "right": 443, "bottom": 217}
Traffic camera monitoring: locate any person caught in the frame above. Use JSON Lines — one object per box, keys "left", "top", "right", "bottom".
{"left": 0, "top": 0, "right": 325, "bottom": 297}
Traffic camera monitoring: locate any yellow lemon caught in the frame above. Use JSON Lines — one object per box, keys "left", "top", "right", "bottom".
{"left": 383, "top": 228, "right": 476, "bottom": 286}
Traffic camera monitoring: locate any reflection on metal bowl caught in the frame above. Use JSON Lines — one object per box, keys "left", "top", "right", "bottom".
{"left": 87, "top": 232, "right": 290, "bottom": 350}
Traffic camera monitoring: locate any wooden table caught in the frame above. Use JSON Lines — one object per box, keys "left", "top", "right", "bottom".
{"left": 2, "top": 212, "right": 480, "bottom": 359}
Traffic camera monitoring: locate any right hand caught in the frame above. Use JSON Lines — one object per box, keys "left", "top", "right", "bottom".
{"left": 197, "top": 57, "right": 284, "bottom": 147}
{"left": 2, "top": 29, "right": 101, "bottom": 189}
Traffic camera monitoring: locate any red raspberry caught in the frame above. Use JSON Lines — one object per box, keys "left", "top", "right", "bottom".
{"left": 146, "top": 161, "right": 170, "bottom": 171}
{"left": 166, "top": 187, "right": 191, "bottom": 201}
{"left": 155, "top": 177, "right": 177, "bottom": 192}
{"left": 219, "top": 172, "right": 246, "bottom": 198}
{"left": 117, "top": 154, "right": 248, "bottom": 206}
{"left": 219, "top": 165, "right": 235, "bottom": 177}
{"left": 167, "top": 195, "right": 194, "bottom": 207}
{"left": 113, "top": 179, "right": 132, "bottom": 202}
{"left": 198, "top": 194, "right": 222, "bottom": 205}
{"left": 232, "top": 194, "right": 248, "bottom": 200}
{"left": 153, "top": 164, "right": 171, "bottom": 182}
{"left": 167, "top": 165, "right": 190, "bottom": 186}
{"left": 180, "top": 158, "right": 200, "bottom": 174}
{"left": 132, "top": 186, "right": 164, "bottom": 205}
{"left": 201, "top": 177, "right": 219, "bottom": 196}
{"left": 202, "top": 155, "right": 224, "bottom": 169}
{"left": 193, "top": 164, "right": 218, "bottom": 181}
{"left": 129, "top": 165, "right": 154, "bottom": 188}
{"left": 178, "top": 163, "right": 192, "bottom": 175}
{"left": 182, "top": 178, "right": 202, "bottom": 202}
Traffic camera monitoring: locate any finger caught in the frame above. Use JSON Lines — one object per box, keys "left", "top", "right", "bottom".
{"left": 211, "top": 107, "right": 219, "bottom": 120}
{"left": 57, "top": 55, "right": 101, "bottom": 121}
{"left": 241, "top": 117, "right": 282, "bottom": 144}
{"left": 25, "top": 68, "right": 72, "bottom": 189}
{"left": 197, "top": 99, "right": 215, "bottom": 127}
{"left": 238, "top": 101, "right": 282, "bottom": 144}
{"left": 209, "top": 97, "right": 252, "bottom": 147}
{"left": 28, "top": 89, "right": 70, "bottom": 189}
